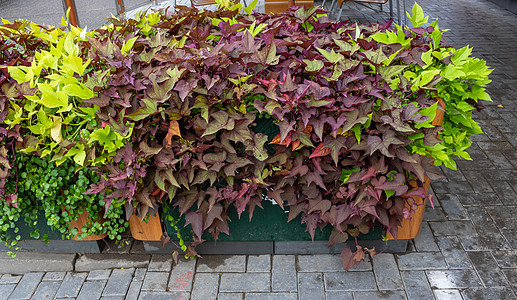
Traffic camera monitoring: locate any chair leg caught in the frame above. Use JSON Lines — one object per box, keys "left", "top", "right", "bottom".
{"left": 389, "top": 0, "right": 393, "bottom": 19}
{"left": 322, "top": 0, "right": 327, "bottom": 9}
{"left": 397, "top": 0, "right": 401, "bottom": 25}
{"left": 328, "top": 0, "right": 336, "bottom": 18}
{"left": 337, "top": 5, "right": 344, "bottom": 20}
{"left": 403, "top": 0, "right": 407, "bottom": 26}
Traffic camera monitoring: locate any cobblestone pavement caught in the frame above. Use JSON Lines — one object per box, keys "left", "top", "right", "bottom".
{"left": 1, "top": 0, "right": 517, "bottom": 299}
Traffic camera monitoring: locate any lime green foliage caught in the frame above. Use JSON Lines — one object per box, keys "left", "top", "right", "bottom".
{"left": 373, "top": 3, "right": 492, "bottom": 170}
{"left": 4, "top": 20, "right": 130, "bottom": 167}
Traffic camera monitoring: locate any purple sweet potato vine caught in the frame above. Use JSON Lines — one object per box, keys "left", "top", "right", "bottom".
{"left": 1, "top": 3, "right": 491, "bottom": 269}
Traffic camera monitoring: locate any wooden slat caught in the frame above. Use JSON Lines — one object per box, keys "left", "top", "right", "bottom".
{"left": 265, "top": 0, "right": 294, "bottom": 13}
{"left": 69, "top": 211, "right": 107, "bottom": 241}
{"left": 387, "top": 178, "right": 430, "bottom": 240}
{"left": 129, "top": 213, "right": 163, "bottom": 241}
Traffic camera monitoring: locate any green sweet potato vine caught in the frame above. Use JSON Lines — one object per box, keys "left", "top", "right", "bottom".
{"left": 0, "top": 3, "right": 492, "bottom": 269}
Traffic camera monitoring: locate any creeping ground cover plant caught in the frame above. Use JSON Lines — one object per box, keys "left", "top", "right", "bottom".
{"left": 0, "top": 2, "right": 492, "bottom": 268}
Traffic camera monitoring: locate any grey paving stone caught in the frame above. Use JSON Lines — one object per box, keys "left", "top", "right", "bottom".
{"left": 297, "top": 254, "right": 372, "bottom": 272}
{"left": 298, "top": 273, "right": 324, "bottom": 300}
{"left": 102, "top": 268, "right": 135, "bottom": 297}
{"left": 459, "top": 232, "right": 511, "bottom": 251}
{"left": 436, "top": 236, "right": 472, "bottom": 269}
{"left": 456, "top": 192, "right": 503, "bottom": 206}
{"left": 41, "top": 272, "right": 66, "bottom": 282}
{"left": 247, "top": 255, "right": 270, "bottom": 272}
{"left": 423, "top": 205, "right": 448, "bottom": 221}
{"left": 462, "top": 287, "right": 517, "bottom": 300}
{"left": 167, "top": 258, "right": 196, "bottom": 292}
{"left": 31, "top": 281, "right": 61, "bottom": 300}
{"left": 218, "top": 292, "right": 243, "bottom": 300}
{"left": 486, "top": 205, "right": 517, "bottom": 227}
{"left": 0, "top": 284, "right": 15, "bottom": 299}
{"left": 353, "top": 290, "right": 407, "bottom": 300}
{"left": 396, "top": 252, "right": 447, "bottom": 270}
{"left": 133, "top": 268, "right": 147, "bottom": 281}
{"left": 0, "top": 275, "right": 22, "bottom": 284}
{"left": 492, "top": 251, "right": 517, "bottom": 268}
{"left": 503, "top": 269, "right": 517, "bottom": 290}
{"left": 219, "top": 273, "right": 270, "bottom": 293}
{"left": 413, "top": 222, "right": 440, "bottom": 252}
{"left": 54, "top": 272, "right": 88, "bottom": 299}
{"left": 489, "top": 181, "right": 517, "bottom": 205}
{"left": 429, "top": 220, "right": 476, "bottom": 236}
{"left": 139, "top": 291, "right": 190, "bottom": 300}
{"left": 8, "top": 272, "right": 44, "bottom": 300}
{"left": 244, "top": 293, "right": 297, "bottom": 300}
{"left": 324, "top": 272, "right": 377, "bottom": 291}
{"left": 433, "top": 289, "right": 463, "bottom": 300}
{"left": 125, "top": 281, "right": 142, "bottom": 300}
{"left": 325, "top": 291, "right": 354, "bottom": 300}
{"left": 196, "top": 255, "right": 246, "bottom": 273}
{"left": 75, "top": 254, "right": 150, "bottom": 272}
{"left": 271, "top": 255, "right": 296, "bottom": 292}
{"left": 87, "top": 269, "right": 112, "bottom": 281}
{"left": 426, "top": 270, "right": 482, "bottom": 289}
{"left": 148, "top": 255, "right": 173, "bottom": 272}
{"left": 0, "top": 253, "right": 75, "bottom": 274}
{"left": 437, "top": 194, "right": 469, "bottom": 220}
{"left": 100, "top": 296, "right": 125, "bottom": 300}
{"left": 467, "top": 251, "right": 509, "bottom": 287}
{"left": 372, "top": 254, "right": 403, "bottom": 290}
{"left": 191, "top": 273, "right": 219, "bottom": 300}
{"left": 400, "top": 271, "right": 434, "bottom": 300}
{"left": 141, "top": 272, "right": 169, "bottom": 292}
{"left": 76, "top": 280, "right": 106, "bottom": 300}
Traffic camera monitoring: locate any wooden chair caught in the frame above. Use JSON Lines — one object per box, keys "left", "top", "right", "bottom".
{"left": 322, "top": 0, "right": 406, "bottom": 24}
{"left": 190, "top": 0, "right": 248, "bottom": 8}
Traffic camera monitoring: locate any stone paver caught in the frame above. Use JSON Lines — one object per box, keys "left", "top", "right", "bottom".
{"left": 353, "top": 290, "right": 407, "bottom": 300}
{"left": 167, "top": 258, "right": 196, "bottom": 292}
{"left": 41, "top": 272, "right": 66, "bottom": 282}
{"left": 247, "top": 255, "right": 271, "bottom": 272}
{"left": 324, "top": 272, "right": 377, "bottom": 291}
{"left": 54, "top": 272, "right": 88, "bottom": 299}
{"left": 271, "top": 255, "right": 296, "bottom": 292}
{"left": 0, "top": 284, "right": 15, "bottom": 299}
{"left": 298, "top": 272, "right": 325, "bottom": 300}
{"left": 426, "top": 270, "right": 482, "bottom": 289}
{"left": 141, "top": 272, "right": 169, "bottom": 292}
{"left": 0, "top": 0, "right": 516, "bottom": 299}
{"left": 8, "top": 272, "right": 44, "bottom": 300}
{"left": 401, "top": 271, "right": 434, "bottom": 300}
{"left": 396, "top": 252, "right": 447, "bottom": 270}
{"left": 372, "top": 254, "right": 403, "bottom": 290}
{"left": 87, "top": 269, "right": 112, "bottom": 281}
{"left": 101, "top": 268, "right": 134, "bottom": 297}
{"left": 31, "top": 281, "right": 61, "bottom": 300}
{"left": 191, "top": 273, "right": 219, "bottom": 300}
{"left": 196, "top": 255, "right": 246, "bottom": 273}
{"left": 76, "top": 280, "right": 106, "bottom": 300}
{"left": 147, "top": 255, "right": 173, "bottom": 272}
{"left": 219, "top": 273, "right": 270, "bottom": 292}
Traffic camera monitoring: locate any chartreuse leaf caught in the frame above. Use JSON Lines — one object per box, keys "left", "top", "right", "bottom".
{"left": 243, "top": 0, "right": 258, "bottom": 14}
{"left": 303, "top": 59, "right": 324, "bottom": 72}
{"left": 121, "top": 37, "right": 138, "bottom": 56}
{"left": 316, "top": 48, "right": 343, "bottom": 64}
{"left": 407, "top": 2, "right": 428, "bottom": 28}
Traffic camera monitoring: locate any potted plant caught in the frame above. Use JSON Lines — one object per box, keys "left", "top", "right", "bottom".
{"left": 0, "top": 2, "right": 491, "bottom": 269}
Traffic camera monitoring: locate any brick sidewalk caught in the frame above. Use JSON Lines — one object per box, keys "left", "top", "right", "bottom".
{"left": 1, "top": 0, "right": 517, "bottom": 299}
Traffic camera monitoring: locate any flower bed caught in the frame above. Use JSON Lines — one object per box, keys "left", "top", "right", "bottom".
{"left": 0, "top": 2, "right": 492, "bottom": 268}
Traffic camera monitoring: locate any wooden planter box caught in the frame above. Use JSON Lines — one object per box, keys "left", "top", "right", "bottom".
{"left": 129, "top": 213, "right": 163, "bottom": 241}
